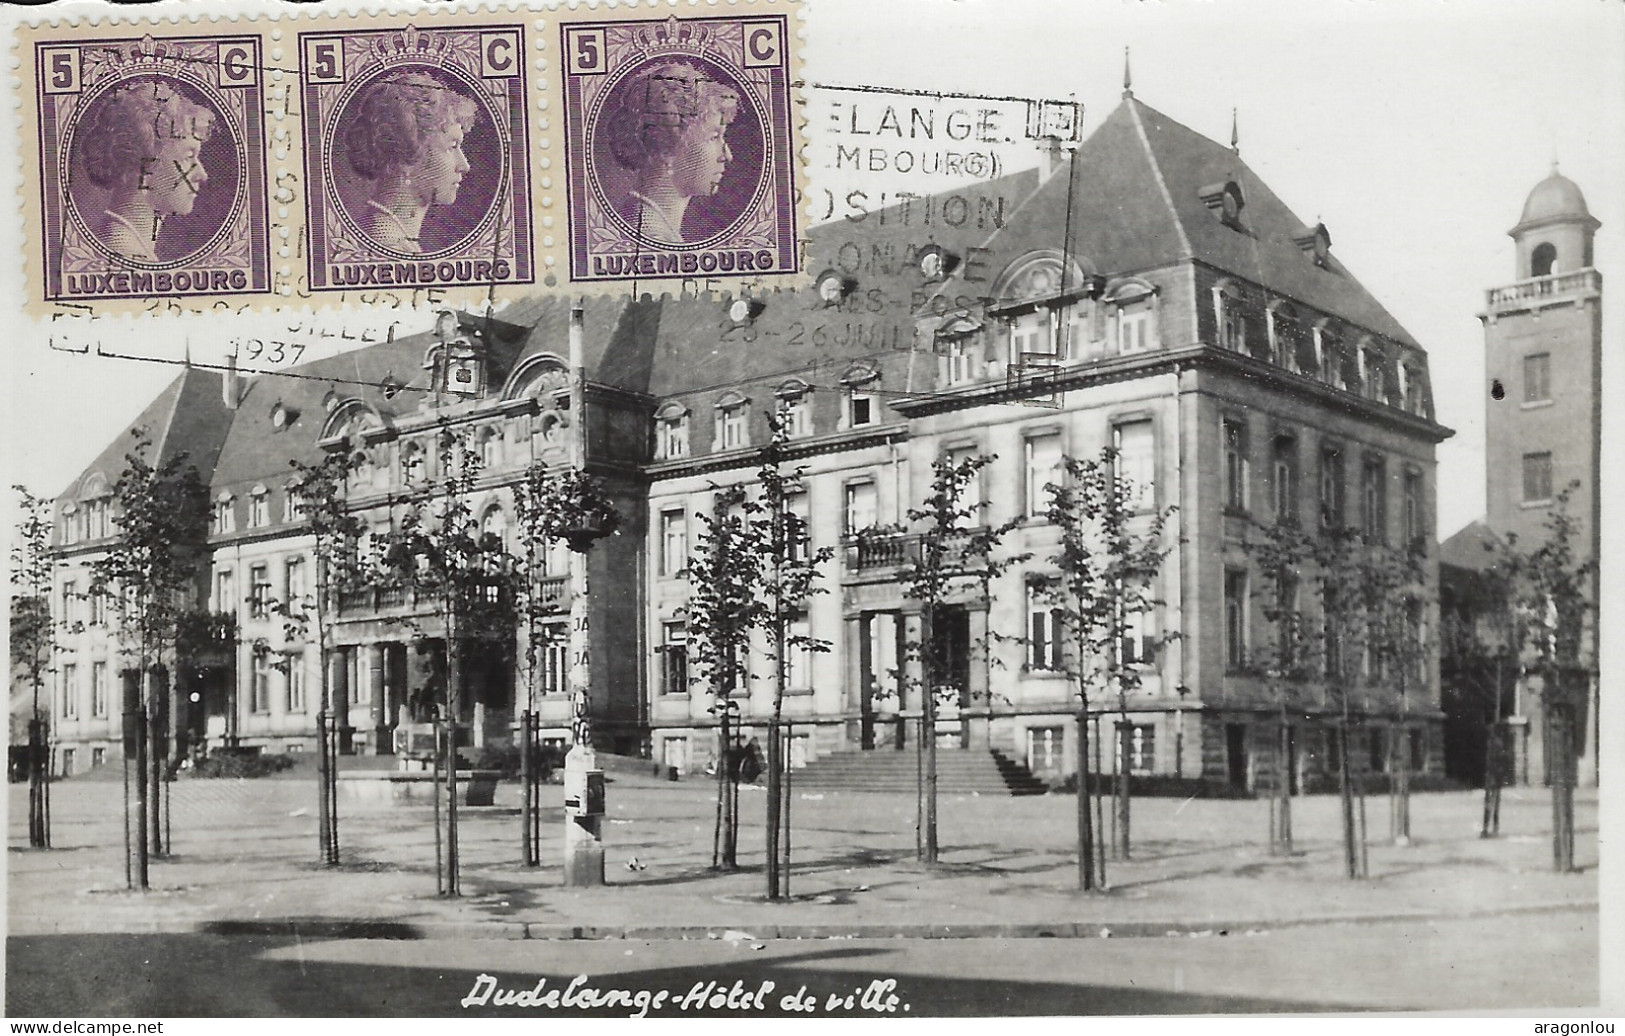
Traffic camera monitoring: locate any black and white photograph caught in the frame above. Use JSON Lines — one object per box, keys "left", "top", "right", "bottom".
{"left": 4, "top": 0, "right": 1619, "bottom": 1023}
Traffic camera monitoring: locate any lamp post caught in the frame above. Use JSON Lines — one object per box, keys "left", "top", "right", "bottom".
{"left": 562, "top": 297, "right": 606, "bottom": 887}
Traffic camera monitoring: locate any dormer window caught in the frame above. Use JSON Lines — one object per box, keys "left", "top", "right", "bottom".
{"left": 714, "top": 392, "right": 749, "bottom": 450}
{"left": 1104, "top": 280, "right": 1158, "bottom": 355}
{"left": 1008, "top": 311, "right": 1053, "bottom": 365}
{"left": 775, "top": 379, "right": 813, "bottom": 439}
{"left": 61, "top": 503, "right": 79, "bottom": 546}
{"left": 213, "top": 495, "right": 235, "bottom": 536}
{"left": 1266, "top": 302, "right": 1302, "bottom": 373}
{"left": 1200, "top": 180, "right": 1247, "bottom": 229}
{"left": 1214, "top": 282, "right": 1247, "bottom": 354}
{"left": 840, "top": 362, "right": 880, "bottom": 429}
{"left": 248, "top": 486, "right": 270, "bottom": 529}
{"left": 654, "top": 402, "right": 690, "bottom": 460}
{"left": 284, "top": 481, "right": 307, "bottom": 522}
{"left": 945, "top": 339, "right": 977, "bottom": 386}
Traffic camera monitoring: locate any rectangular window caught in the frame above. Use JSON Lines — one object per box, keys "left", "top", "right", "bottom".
{"left": 1113, "top": 421, "right": 1155, "bottom": 510}
{"left": 1523, "top": 353, "right": 1551, "bottom": 404}
{"left": 213, "top": 499, "right": 234, "bottom": 535}
{"left": 660, "top": 622, "right": 689, "bottom": 695}
{"left": 1011, "top": 311, "right": 1051, "bottom": 363}
{"left": 657, "top": 415, "right": 690, "bottom": 460}
{"left": 1368, "top": 728, "right": 1386, "bottom": 773}
{"left": 1120, "top": 607, "right": 1155, "bottom": 666}
{"left": 1223, "top": 419, "right": 1249, "bottom": 512}
{"left": 946, "top": 340, "right": 976, "bottom": 385}
{"left": 538, "top": 622, "right": 569, "bottom": 696}
{"left": 1027, "top": 726, "right": 1064, "bottom": 772}
{"left": 60, "top": 748, "right": 75, "bottom": 777}
{"left": 843, "top": 481, "right": 878, "bottom": 535}
{"left": 91, "top": 662, "right": 108, "bottom": 718}
{"left": 1275, "top": 574, "right": 1299, "bottom": 667}
{"left": 1128, "top": 724, "right": 1156, "bottom": 773}
{"left": 716, "top": 406, "right": 748, "bottom": 450}
{"left": 87, "top": 588, "right": 106, "bottom": 627}
{"left": 1522, "top": 452, "right": 1553, "bottom": 504}
{"left": 1270, "top": 436, "right": 1297, "bottom": 524}
{"left": 1027, "top": 581, "right": 1063, "bottom": 671}
{"left": 92, "top": 747, "right": 106, "bottom": 768}
{"left": 1361, "top": 456, "right": 1387, "bottom": 543}
{"left": 61, "top": 509, "right": 79, "bottom": 545}
{"left": 1323, "top": 587, "right": 1343, "bottom": 679}
{"left": 782, "top": 398, "right": 813, "bottom": 439}
{"left": 285, "top": 557, "right": 307, "bottom": 614}
{"left": 216, "top": 569, "right": 235, "bottom": 615}
{"left": 1403, "top": 471, "right": 1423, "bottom": 545}
{"left": 1224, "top": 570, "right": 1248, "bottom": 670}
{"left": 1118, "top": 305, "right": 1153, "bottom": 353}
{"left": 1025, "top": 432, "right": 1063, "bottom": 516}
{"left": 249, "top": 493, "right": 269, "bottom": 528}
{"left": 1319, "top": 445, "right": 1345, "bottom": 528}
{"left": 1221, "top": 303, "right": 1246, "bottom": 353}
{"left": 286, "top": 654, "right": 305, "bottom": 713}
{"left": 61, "top": 581, "right": 78, "bottom": 627}
{"left": 249, "top": 564, "right": 272, "bottom": 619}
{"left": 786, "top": 615, "right": 813, "bottom": 690}
{"left": 659, "top": 509, "right": 687, "bottom": 577}
{"left": 61, "top": 663, "right": 78, "bottom": 719}
{"left": 284, "top": 487, "right": 307, "bottom": 522}
{"left": 1409, "top": 728, "right": 1426, "bottom": 773}
{"left": 945, "top": 445, "right": 983, "bottom": 515}
{"left": 848, "top": 392, "right": 875, "bottom": 428}
{"left": 785, "top": 491, "right": 811, "bottom": 562}
{"left": 252, "top": 653, "right": 271, "bottom": 713}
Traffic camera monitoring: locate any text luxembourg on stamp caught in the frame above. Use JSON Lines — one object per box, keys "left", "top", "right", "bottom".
{"left": 560, "top": 13, "right": 797, "bottom": 284}
{"left": 33, "top": 32, "right": 271, "bottom": 302}
{"left": 299, "top": 23, "right": 533, "bottom": 293}
{"left": 11, "top": 0, "right": 805, "bottom": 318}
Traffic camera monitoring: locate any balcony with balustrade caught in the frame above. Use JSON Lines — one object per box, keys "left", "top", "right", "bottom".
{"left": 1485, "top": 268, "right": 1601, "bottom": 315}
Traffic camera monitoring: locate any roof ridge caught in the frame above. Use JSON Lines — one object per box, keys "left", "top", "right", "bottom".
{"left": 1125, "top": 97, "right": 1192, "bottom": 259}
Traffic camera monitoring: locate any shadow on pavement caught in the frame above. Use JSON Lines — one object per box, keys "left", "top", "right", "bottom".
{"left": 6, "top": 932, "right": 1368, "bottom": 1017}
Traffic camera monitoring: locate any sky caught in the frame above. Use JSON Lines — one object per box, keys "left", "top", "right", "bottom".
{"left": 3, "top": 0, "right": 1622, "bottom": 544}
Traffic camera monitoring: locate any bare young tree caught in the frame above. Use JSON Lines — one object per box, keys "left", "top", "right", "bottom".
{"left": 899, "top": 453, "right": 1024, "bottom": 865}
{"left": 11, "top": 486, "right": 57, "bottom": 849}
{"left": 1042, "top": 448, "right": 1175, "bottom": 886}
{"left": 89, "top": 427, "right": 210, "bottom": 889}
{"left": 286, "top": 449, "right": 367, "bottom": 866}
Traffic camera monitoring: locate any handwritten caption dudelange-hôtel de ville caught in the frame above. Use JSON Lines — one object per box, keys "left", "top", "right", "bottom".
{"left": 461, "top": 973, "right": 909, "bottom": 1017}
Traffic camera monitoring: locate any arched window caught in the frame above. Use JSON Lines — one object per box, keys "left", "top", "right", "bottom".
{"left": 1531, "top": 242, "right": 1557, "bottom": 278}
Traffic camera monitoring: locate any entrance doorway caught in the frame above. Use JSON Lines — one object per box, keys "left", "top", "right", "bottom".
{"left": 1226, "top": 723, "right": 1249, "bottom": 791}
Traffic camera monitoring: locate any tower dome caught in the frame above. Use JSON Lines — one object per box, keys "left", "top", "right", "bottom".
{"left": 1515, "top": 169, "right": 1593, "bottom": 232}
{"left": 1508, "top": 167, "right": 1599, "bottom": 278}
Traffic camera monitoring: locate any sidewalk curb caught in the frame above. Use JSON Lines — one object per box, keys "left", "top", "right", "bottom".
{"left": 27, "top": 900, "right": 1593, "bottom": 943}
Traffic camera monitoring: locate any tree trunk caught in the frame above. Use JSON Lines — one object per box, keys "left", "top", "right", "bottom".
{"left": 766, "top": 715, "right": 783, "bottom": 899}
{"left": 1273, "top": 712, "right": 1293, "bottom": 855}
{"left": 28, "top": 717, "right": 50, "bottom": 849}
{"left": 444, "top": 636, "right": 461, "bottom": 897}
{"left": 1480, "top": 718, "right": 1502, "bottom": 838}
{"left": 1337, "top": 722, "right": 1361, "bottom": 880}
{"left": 1075, "top": 710, "right": 1095, "bottom": 890}
{"left": 1114, "top": 718, "right": 1132, "bottom": 860}
{"left": 921, "top": 609, "right": 938, "bottom": 865}
{"left": 134, "top": 667, "right": 151, "bottom": 890}
{"left": 1550, "top": 701, "right": 1575, "bottom": 873}
{"left": 1390, "top": 719, "right": 1411, "bottom": 845}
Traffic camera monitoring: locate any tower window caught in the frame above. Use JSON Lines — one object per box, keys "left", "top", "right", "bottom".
{"left": 1522, "top": 452, "right": 1553, "bottom": 504}
{"left": 1523, "top": 353, "right": 1551, "bottom": 404}
{"left": 1530, "top": 242, "right": 1557, "bottom": 278}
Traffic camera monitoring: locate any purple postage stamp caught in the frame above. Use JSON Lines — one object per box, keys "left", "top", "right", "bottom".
{"left": 561, "top": 14, "right": 798, "bottom": 283}
{"left": 299, "top": 24, "right": 533, "bottom": 292}
{"left": 34, "top": 33, "right": 270, "bottom": 302}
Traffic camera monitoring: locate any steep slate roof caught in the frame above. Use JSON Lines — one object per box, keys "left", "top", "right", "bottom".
{"left": 945, "top": 95, "right": 1422, "bottom": 347}
{"left": 56, "top": 366, "right": 233, "bottom": 504}
{"left": 1439, "top": 519, "right": 1505, "bottom": 573}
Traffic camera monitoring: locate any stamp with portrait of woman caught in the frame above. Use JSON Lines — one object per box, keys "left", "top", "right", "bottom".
{"left": 299, "top": 24, "right": 533, "bottom": 292}
{"left": 562, "top": 14, "right": 798, "bottom": 283}
{"left": 34, "top": 34, "right": 269, "bottom": 301}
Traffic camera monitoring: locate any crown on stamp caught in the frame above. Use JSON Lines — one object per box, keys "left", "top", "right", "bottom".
{"left": 87, "top": 34, "right": 196, "bottom": 83}
{"left": 369, "top": 25, "right": 453, "bottom": 69}
{"left": 630, "top": 16, "right": 717, "bottom": 60}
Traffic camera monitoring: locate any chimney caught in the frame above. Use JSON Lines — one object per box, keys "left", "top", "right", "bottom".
{"left": 223, "top": 354, "right": 240, "bottom": 410}
{"left": 1038, "top": 135, "right": 1067, "bottom": 184}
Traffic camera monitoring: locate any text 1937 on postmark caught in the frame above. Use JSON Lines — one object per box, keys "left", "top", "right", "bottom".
{"left": 299, "top": 24, "right": 533, "bottom": 293}
{"left": 34, "top": 33, "right": 271, "bottom": 302}
{"left": 561, "top": 14, "right": 798, "bottom": 284}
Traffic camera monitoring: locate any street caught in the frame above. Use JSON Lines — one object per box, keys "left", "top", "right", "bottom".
{"left": 5, "top": 912, "right": 1597, "bottom": 1016}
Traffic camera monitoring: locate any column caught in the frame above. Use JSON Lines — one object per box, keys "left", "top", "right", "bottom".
{"left": 368, "top": 643, "right": 387, "bottom": 755}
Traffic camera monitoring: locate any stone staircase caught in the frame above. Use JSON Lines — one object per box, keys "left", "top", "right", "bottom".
{"left": 790, "top": 748, "right": 1049, "bottom": 796}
